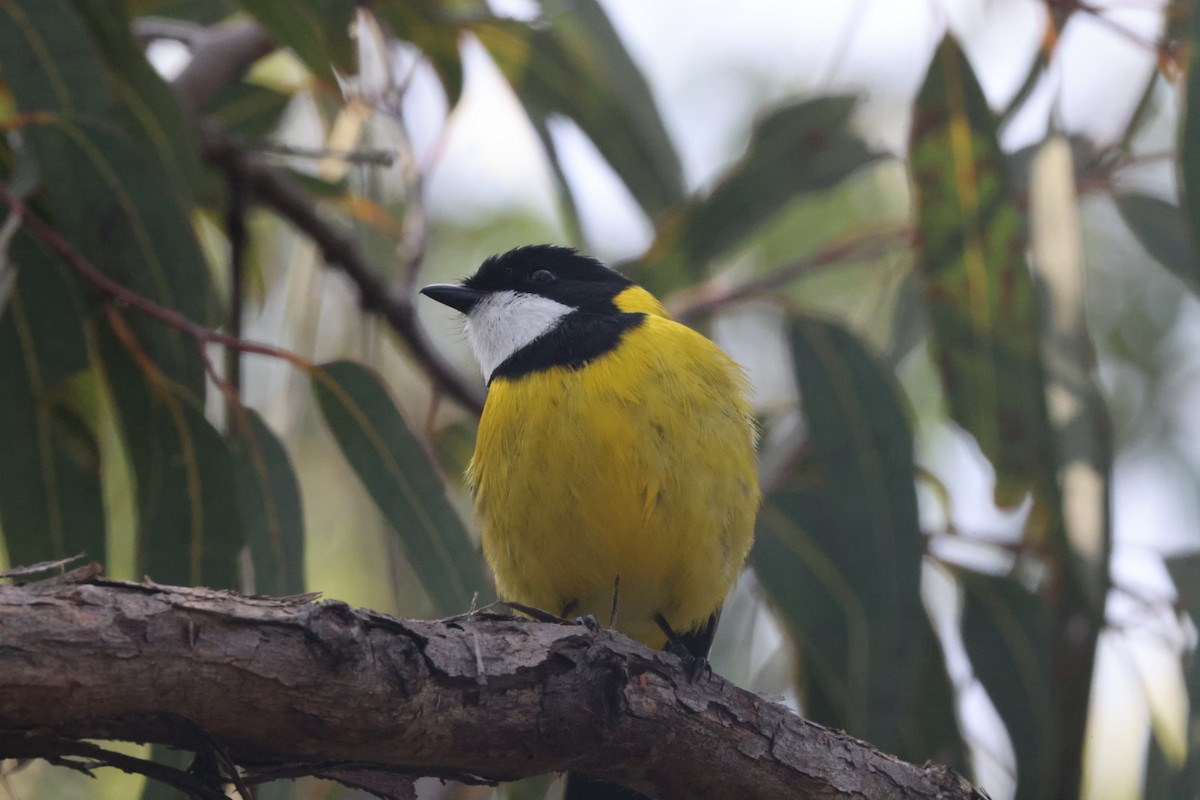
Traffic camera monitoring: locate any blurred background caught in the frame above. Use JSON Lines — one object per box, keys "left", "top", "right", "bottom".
{"left": 1, "top": 0, "right": 1197, "bottom": 799}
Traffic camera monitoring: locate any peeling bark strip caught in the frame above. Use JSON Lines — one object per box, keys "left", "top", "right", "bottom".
{"left": 0, "top": 569, "right": 984, "bottom": 800}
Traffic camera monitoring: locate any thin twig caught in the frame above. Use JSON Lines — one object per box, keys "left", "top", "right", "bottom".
{"left": 348, "top": 58, "right": 432, "bottom": 298}
{"left": 133, "top": 17, "right": 210, "bottom": 47}
{"left": 160, "top": 19, "right": 480, "bottom": 410}
{"left": 197, "top": 121, "right": 484, "bottom": 413}
{"left": 0, "top": 184, "right": 312, "bottom": 374}
{"left": 671, "top": 226, "right": 911, "bottom": 323}
{"left": 0, "top": 736, "right": 229, "bottom": 800}
{"left": 1073, "top": 1, "right": 1171, "bottom": 57}
{"left": 257, "top": 142, "right": 396, "bottom": 167}
{"left": 395, "top": 125, "right": 431, "bottom": 298}
{"left": 170, "top": 21, "right": 276, "bottom": 115}
{"left": 1046, "top": 0, "right": 1179, "bottom": 65}
{"left": 225, "top": 168, "right": 248, "bottom": 406}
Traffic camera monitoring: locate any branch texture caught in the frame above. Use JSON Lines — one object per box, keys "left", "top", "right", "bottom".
{"left": 0, "top": 569, "right": 983, "bottom": 800}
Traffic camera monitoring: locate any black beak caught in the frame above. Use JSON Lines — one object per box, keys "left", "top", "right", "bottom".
{"left": 420, "top": 284, "right": 487, "bottom": 313}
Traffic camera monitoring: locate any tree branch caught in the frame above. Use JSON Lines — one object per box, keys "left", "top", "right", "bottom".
{"left": 0, "top": 568, "right": 983, "bottom": 800}
{"left": 196, "top": 121, "right": 484, "bottom": 413}
{"left": 145, "top": 15, "right": 484, "bottom": 413}
{"left": 0, "top": 184, "right": 311, "bottom": 377}
{"left": 669, "top": 226, "right": 911, "bottom": 324}
{"left": 168, "top": 20, "right": 276, "bottom": 115}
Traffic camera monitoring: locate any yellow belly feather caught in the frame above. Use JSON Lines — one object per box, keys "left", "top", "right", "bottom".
{"left": 469, "top": 290, "right": 759, "bottom": 648}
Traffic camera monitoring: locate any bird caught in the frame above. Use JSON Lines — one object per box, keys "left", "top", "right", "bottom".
{"left": 421, "top": 244, "right": 760, "bottom": 799}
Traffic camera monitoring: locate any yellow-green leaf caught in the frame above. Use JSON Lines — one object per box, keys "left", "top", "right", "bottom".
{"left": 909, "top": 35, "right": 1055, "bottom": 511}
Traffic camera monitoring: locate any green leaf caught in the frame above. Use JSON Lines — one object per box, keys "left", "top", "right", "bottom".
{"left": 477, "top": 0, "right": 685, "bottom": 222}
{"left": 229, "top": 409, "right": 306, "bottom": 596}
{"left": 0, "top": 237, "right": 105, "bottom": 566}
{"left": 97, "top": 317, "right": 242, "bottom": 588}
{"left": 33, "top": 121, "right": 209, "bottom": 396}
{"left": 68, "top": 0, "right": 200, "bottom": 194}
{"left": 0, "top": 0, "right": 210, "bottom": 397}
{"left": 377, "top": 0, "right": 464, "bottom": 105}
{"left": 311, "top": 360, "right": 483, "bottom": 614}
{"left": 636, "top": 96, "right": 881, "bottom": 294}
{"left": 0, "top": 0, "right": 110, "bottom": 118}
{"left": 0, "top": 236, "right": 88, "bottom": 386}
{"left": 1162, "top": 553, "right": 1200, "bottom": 798}
{"left": 206, "top": 80, "right": 292, "bottom": 140}
{"left": 752, "top": 317, "right": 933, "bottom": 754}
{"left": 127, "top": 0, "right": 235, "bottom": 24}
{"left": 906, "top": 632, "right": 968, "bottom": 770}
{"left": 234, "top": 0, "right": 356, "bottom": 81}
{"left": 959, "top": 570, "right": 1056, "bottom": 800}
{"left": 1180, "top": 0, "right": 1200, "bottom": 264}
{"left": 1114, "top": 192, "right": 1200, "bottom": 296}
{"left": 909, "top": 35, "right": 1056, "bottom": 511}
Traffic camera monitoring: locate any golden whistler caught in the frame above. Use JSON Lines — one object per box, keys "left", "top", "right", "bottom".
{"left": 422, "top": 245, "right": 760, "bottom": 655}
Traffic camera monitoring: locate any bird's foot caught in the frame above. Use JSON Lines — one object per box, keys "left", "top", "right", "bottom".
{"left": 680, "top": 651, "right": 713, "bottom": 682}
{"left": 655, "top": 612, "right": 714, "bottom": 682}
{"left": 500, "top": 601, "right": 604, "bottom": 638}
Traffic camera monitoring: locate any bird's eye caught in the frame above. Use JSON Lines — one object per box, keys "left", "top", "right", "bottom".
{"left": 530, "top": 269, "right": 556, "bottom": 284}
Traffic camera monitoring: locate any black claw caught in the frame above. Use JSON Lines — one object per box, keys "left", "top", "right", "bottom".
{"left": 655, "top": 612, "right": 716, "bottom": 682}
{"left": 501, "top": 602, "right": 603, "bottom": 636}
{"left": 502, "top": 601, "right": 567, "bottom": 624}
{"left": 684, "top": 654, "right": 713, "bottom": 682}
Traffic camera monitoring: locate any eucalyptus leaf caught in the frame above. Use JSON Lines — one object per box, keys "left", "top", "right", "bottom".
{"left": 97, "top": 318, "right": 242, "bottom": 589}
{"left": 753, "top": 316, "right": 934, "bottom": 756}
{"left": 476, "top": 0, "right": 685, "bottom": 224}
{"left": 1114, "top": 192, "right": 1200, "bottom": 297}
{"left": 0, "top": 0, "right": 210, "bottom": 397}
{"left": 0, "top": 237, "right": 104, "bottom": 567}
{"left": 959, "top": 570, "right": 1056, "bottom": 800}
{"left": 234, "top": 0, "right": 356, "bottom": 81}
{"left": 1180, "top": 0, "right": 1200, "bottom": 264}
{"left": 311, "top": 360, "right": 484, "bottom": 614}
{"left": 229, "top": 409, "right": 306, "bottom": 596}
{"left": 909, "top": 36, "right": 1057, "bottom": 513}
{"left": 637, "top": 96, "right": 880, "bottom": 293}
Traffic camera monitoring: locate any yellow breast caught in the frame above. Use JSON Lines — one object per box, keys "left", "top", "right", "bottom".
{"left": 468, "top": 288, "right": 760, "bottom": 647}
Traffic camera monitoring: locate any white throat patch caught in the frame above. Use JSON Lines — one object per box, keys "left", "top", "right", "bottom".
{"left": 465, "top": 290, "right": 573, "bottom": 381}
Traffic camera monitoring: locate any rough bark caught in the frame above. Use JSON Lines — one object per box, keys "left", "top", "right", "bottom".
{"left": 0, "top": 566, "right": 984, "bottom": 800}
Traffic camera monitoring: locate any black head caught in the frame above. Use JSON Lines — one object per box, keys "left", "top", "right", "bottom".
{"left": 420, "top": 245, "right": 645, "bottom": 382}
{"left": 449, "top": 245, "right": 633, "bottom": 313}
